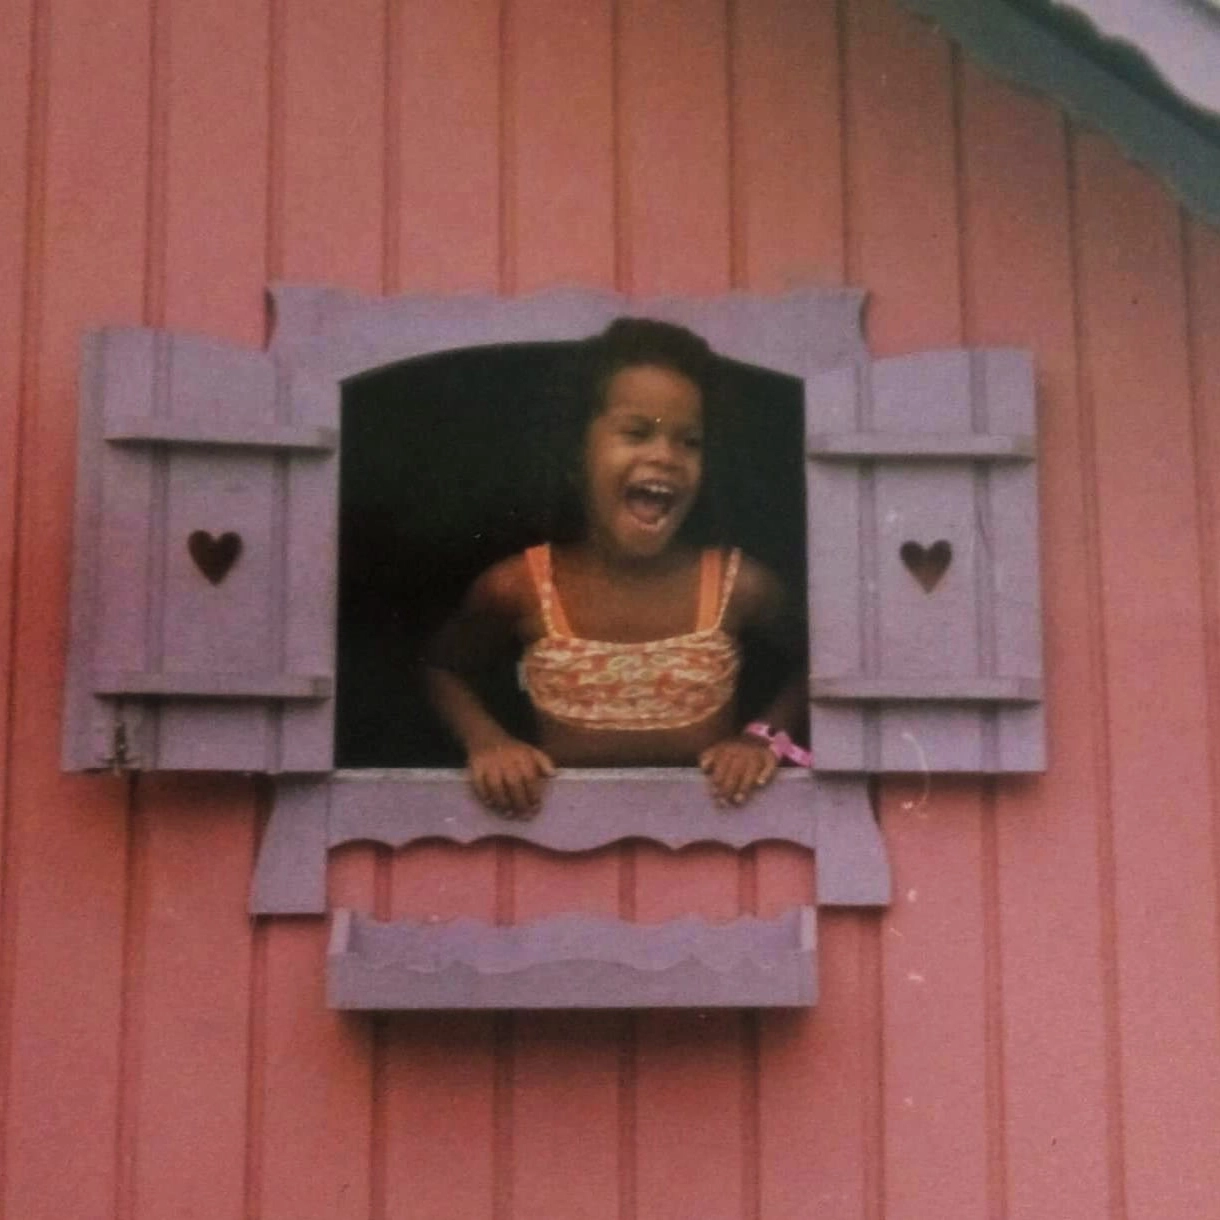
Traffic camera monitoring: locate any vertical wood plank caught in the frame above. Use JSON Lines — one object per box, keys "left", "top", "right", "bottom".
{"left": 957, "top": 63, "right": 1112, "bottom": 1219}
{"left": 1183, "top": 213, "right": 1220, "bottom": 1220}
{"left": 384, "top": 3, "right": 501, "bottom": 1217}
{"left": 731, "top": 6, "right": 880, "bottom": 1219}
{"left": 382, "top": 847, "right": 498, "bottom": 1220}
{"left": 160, "top": 3, "right": 270, "bottom": 338}
{"left": 845, "top": 4, "right": 991, "bottom": 1219}
{"left": 508, "top": 0, "right": 615, "bottom": 296}
{"left": 0, "top": 0, "right": 33, "bottom": 822}
{"left": 618, "top": 4, "right": 745, "bottom": 1219}
{"left": 505, "top": 4, "right": 623, "bottom": 1218}
{"left": 120, "top": 5, "right": 270, "bottom": 1214}
{"left": 1073, "top": 128, "right": 1220, "bottom": 1220}
{"left": 0, "top": 8, "right": 34, "bottom": 1202}
{"left": 257, "top": 1, "right": 384, "bottom": 1217}
{"left": 731, "top": 0, "right": 844, "bottom": 294}
{"left": 756, "top": 906, "right": 876, "bottom": 1220}
{"left": 1, "top": 2, "right": 147, "bottom": 1218}
{"left": 126, "top": 775, "right": 255, "bottom": 1220}
{"left": 123, "top": 9, "right": 272, "bottom": 1210}
{"left": 275, "top": 0, "right": 385, "bottom": 293}
{"left": 258, "top": 849, "right": 375, "bottom": 1220}
{"left": 618, "top": 0, "right": 732, "bottom": 297}
{"left": 1184, "top": 211, "right": 1220, "bottom": 1062}
{"left": 394, "top": 0, "right": 503, "bottom": 294}
{"left": 847, "top": 0, "right": 959, "bottom": 351}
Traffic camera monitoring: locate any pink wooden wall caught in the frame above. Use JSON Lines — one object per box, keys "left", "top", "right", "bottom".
{"left": 2, "top": 0, "right": 1219, "bottom": 1217}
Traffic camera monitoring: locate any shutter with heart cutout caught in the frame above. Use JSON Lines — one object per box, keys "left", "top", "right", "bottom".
{"left": 804, "top": 349, "right": 1044, "bottom": 774}
{"left": 62, "top": 328, "right": 338, "bottom": 772}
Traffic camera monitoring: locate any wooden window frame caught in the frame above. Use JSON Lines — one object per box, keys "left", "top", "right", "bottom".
{"left": 63, "top": 284, "right": 1047, "bottom": 1008}
{"left": 260, "top": 287, "right": 886, "bottom": 1007}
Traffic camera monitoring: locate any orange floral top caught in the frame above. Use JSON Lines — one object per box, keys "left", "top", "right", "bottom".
{"left": 520, "top": 545, "right": 742, "bottom": 732}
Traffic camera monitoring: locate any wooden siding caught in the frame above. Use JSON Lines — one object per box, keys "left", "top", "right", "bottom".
{"left": 1, "top": 1, "right": 1218, "bottom": 1218}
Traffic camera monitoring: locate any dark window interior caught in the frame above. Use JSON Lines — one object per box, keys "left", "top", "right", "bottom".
{"left": 335, "top": 342, "right": 807, "bottom": 767}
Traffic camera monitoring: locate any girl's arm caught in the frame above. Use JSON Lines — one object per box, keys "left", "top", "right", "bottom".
{"left": 423, "top": 557, "right": 555, "bottom": 818}
{"left": 699, "top": 556, "right": 808, "bottom": 806}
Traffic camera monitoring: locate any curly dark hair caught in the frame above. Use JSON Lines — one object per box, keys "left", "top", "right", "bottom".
{"left": 546, "top": 317, "right": 727, "bottom": 545}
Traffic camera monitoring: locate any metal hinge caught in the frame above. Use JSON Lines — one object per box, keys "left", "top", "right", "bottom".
{"left": 101, "top": 719, "right": 139, "bottom": 774}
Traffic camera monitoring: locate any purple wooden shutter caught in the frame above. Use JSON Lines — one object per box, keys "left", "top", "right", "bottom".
{"left": 805, "top": 349, "right": 1044, "bottom": 773}
{"left": 62, "top": 328, "right": 338, "bottom": 772}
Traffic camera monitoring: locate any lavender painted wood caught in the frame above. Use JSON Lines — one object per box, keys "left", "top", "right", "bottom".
{"left": 268, "top": 284, "right": 868, "bottom": 382}
{"left": 809, "top": 676, "right": 1042, "bottom": 701}
{"left": 805, "top": 349, "right": 1044, "bottom": 772}
{"left": 326, "top": 906, "right": 817, "bottom": 1009}
{"left": 249, "top": 771, "right": 890, "bottom": 915}
{"left": 66, "top": 286, "right": 865, "bottom": 775}
{"left": 91, "top": 672, "right": 332, "bottom": 699}
{"left": 327, "top": 768, "right": 818, "bottom": 852}
{"left": 813, "top": 776, "right": 892, "bottom": 907}
{"left": 278, "top": 371, "right": 343, "bottom": 771}
{"left": 105, "top": 417, "right": 337, "bottom": 450}
{"left": 61, "top": 327, "right": 339, "bottom": 772}
{"left": 248, "top": 779, "right": 329, "bottom": 916}
{"left": 809, "top": 431, "right": 1034, "bottom": 459}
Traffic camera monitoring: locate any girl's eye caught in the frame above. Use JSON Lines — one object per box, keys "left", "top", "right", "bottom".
{"left": 684, "top": 435, "right": 703, "bottom": 451}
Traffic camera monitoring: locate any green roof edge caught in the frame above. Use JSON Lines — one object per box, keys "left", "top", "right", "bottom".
{"left": 900, "top": 0, "right": 1220, "bottom": 229}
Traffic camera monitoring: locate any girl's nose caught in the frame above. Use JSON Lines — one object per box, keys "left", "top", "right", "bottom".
{"left": 649, "top": 433, "right": 684, "bottom": 465}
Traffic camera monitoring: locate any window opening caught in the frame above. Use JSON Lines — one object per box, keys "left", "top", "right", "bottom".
{"left": 335, "top": 341, "right": 808, "bottom": 768}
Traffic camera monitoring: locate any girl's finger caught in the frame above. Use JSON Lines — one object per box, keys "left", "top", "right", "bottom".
{"left": 470, "top": 762, "right": 497, "bottom": 811}
{"left": 705, "top": 749, "right": 730, "bottom": 799}
{"left": 492, "top": 755, "right": 529, "bottom": 817}
{"left": 530, "top": 748, "right": 558, "bottom": 778}
{"left": 754, "top": 752, "right": 778, "bottom": 788}
{"left": 734, "top": 753, "right": 770, "bottom": 804}
{"left": 730, "top": 759, "right": 753, "bottom": 804}
{"left": 499, "top": 765, "right": 533, "bottom": 817}
{"left": 479, "top": 775, "right": 506, "bottom": 815}
{"left": 715, "top": 752, "right": 748, "bottom": 805}
{"left": 518, "top": 766, "right": 544, "bottom": 817}
{"left": 732, "top": 757, "right": 760, "bottom": 804}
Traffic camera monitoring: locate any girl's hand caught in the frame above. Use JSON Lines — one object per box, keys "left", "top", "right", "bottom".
{"left": 468, "top": 739, "right": 557, "bottom": 819}
{"left": 698, "top": 735, "right": 778, "bottom": 807}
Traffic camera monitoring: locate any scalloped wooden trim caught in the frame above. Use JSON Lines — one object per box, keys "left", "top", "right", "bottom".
{"left": 326, "top": 767, "right": 816, "bottom": 851}
{"left": 249, "top": 771, "right": 891, "bottom": 916}
{"left": 326, "top": 907, "right": 817, "bottom": 1010}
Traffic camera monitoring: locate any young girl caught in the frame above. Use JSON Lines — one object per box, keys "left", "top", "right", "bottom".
{"left": 425, "top": 318, "right": 807, "bottom": 817}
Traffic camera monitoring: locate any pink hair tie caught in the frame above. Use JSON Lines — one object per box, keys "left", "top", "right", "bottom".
{"left": 744, "top": 722, "right": 812, "bottom": 767}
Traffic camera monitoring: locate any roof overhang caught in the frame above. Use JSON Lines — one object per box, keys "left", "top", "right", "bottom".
{"left": 900, "top": 0, "right": 1220, "bottom": 228}
{"left": 1053, "top": 0, "right": 1220, "bottom": 117}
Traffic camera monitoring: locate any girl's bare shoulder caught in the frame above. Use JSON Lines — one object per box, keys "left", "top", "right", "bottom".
{"left": 463, "top": 551, "right": 537, "bottom": 620}
{"left": 725, "top": 550, "right": 785, "bottom": 630}
{"left": 427, "top": 551, "right": 542, "bottom": 670}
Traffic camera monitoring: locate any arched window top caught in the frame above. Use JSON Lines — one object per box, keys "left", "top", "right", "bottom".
{"left": 62, "top": 285, "right": 1043, "bottom": 960}
{"left": 267, "top": 283, "right": 870, "bottom": 383}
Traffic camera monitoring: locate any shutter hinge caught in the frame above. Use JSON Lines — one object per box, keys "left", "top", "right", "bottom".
{"left": 101, "top": 719, "right": 139, "bottom": 774}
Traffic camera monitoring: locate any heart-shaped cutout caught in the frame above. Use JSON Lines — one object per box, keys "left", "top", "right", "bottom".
{"left": 900, "top": 539, "right": 952, "bottom": 593}
{"left": 188, "top": 530, "right": 242, "bottom": 585}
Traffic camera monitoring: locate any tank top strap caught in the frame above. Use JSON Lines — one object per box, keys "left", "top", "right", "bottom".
{"left": 523, "top": 544, "right": 573, "bottom": 637}
{"left": 695, "top": 547, "right": 742, "bottom": 631}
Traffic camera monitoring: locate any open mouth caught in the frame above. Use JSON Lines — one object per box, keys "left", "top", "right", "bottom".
{"left": 623, "top": 481, "right": 679, "bottom": 528}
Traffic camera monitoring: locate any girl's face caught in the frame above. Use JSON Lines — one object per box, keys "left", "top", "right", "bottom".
{"left": 581, "top": 363, "right": 704, "bottom": 561}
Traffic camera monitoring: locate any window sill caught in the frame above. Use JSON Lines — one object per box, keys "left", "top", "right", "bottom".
{"left": 250, "top": 768, "right": 889, "bottom": 915}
